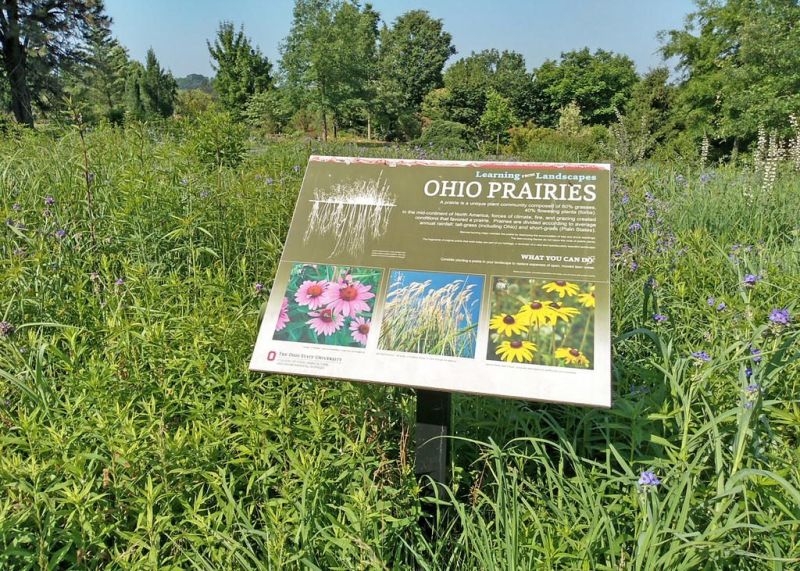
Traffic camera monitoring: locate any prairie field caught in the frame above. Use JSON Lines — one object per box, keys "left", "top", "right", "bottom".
{"left": 1, "top": 123, "right": 799, "bottom": 570}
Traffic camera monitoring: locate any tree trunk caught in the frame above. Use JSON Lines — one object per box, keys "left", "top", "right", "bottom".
{"left": 367, "top": 113, "right": 371, "bottom": 141}
{"left": 1, "top": 1, "right": 34, "bottom": 127}
{"left": 321, "top": 109, "right": 328, "bottom": 142}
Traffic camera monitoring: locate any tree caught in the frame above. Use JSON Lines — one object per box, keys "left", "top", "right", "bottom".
{"left": 480, "top": 88, "right": 517, "bottom": 153}
{"left": 378, "top": 10, "right": 454, "bottom": 111}
{"left": 78, "top": 24, "right": 129, "bottom": 123}
{"left": 281, "top": 0, "right": 378, "bottom": 140}
{"left": 662, "top": 0, "right": 800, "bottom": 148}
{"left": 531, "top": 48, "right": 638, "bottom": 127}
{"left": 442, "top": 49, "right": 533, "bottom": 129}
{"left": 125, "top": 48, "right": 176, "bottom": 120}
{"left": 208, "top": 22, "right": 272, "bottom": 116}
{"left": 0, "top": 0, "right": 108, "bottom": 126}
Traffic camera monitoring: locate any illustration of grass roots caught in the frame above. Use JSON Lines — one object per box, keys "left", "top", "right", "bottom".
{"left": 379, "top": 275, "right": 479, "bottom": 357}
{"left": 304, "top": 174, "right": 396, "bottom": 257}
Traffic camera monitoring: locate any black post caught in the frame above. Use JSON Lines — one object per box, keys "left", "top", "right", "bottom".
{"left": 415, "top": 389, "right": 452, "bottom": 498}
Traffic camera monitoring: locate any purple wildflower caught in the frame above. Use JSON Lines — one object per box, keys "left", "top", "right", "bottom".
{"left": 769, "top": 308, "right": 791, "bottom": 325}
{"left": 707, "top": 297, "right": 715, "bottom": 307}
{"left": 745, "top": 367, "right": 753, "bottom": 379}
{"left": 716, "top": 302, "right": 726, "bottom": 311}
{"left": 13, "top": 247, "right": 25, "bottom": 257}
{"left": 750, "top": 347, "right": 762, "bottom": 363}
{"left": 743, "top": 383, "right": 761, "bottom": 409}
{"left": 266, "top": 177, "right": 274, "bottom": 185}
{"left": 629, "top": 222, "right": 642, "bottom": 232}
{"left": 675, "top": 174, "right": 686, "bottom": 185}
{"left": 638, "top": 471, "right": 661, "bottom": 487}
{"left": 180, "top": 178, "right": 189, "bottom": 186}
{"left": 630, "top": 261, "right": 639, "bottom": 271}
{"left": 54, "top": 229, "right": 66, "bottom": 239}
{"left": 43, "top": 209, "right": 52, "bottom": 217}
{"left": 293, "top": 165, "right": 301, "bottom": 173}
{"left": 254, "top": 282, "right": 265, "bottom": 294}
{"left": 44, "top": 196, "right": 55, "bottom": 206}
{"left": 199, "top": 190, "right": 210, "bottom": 199}
{"left": 0, "top": 321, "right": 14, "bottom": 337}
{"left": 700, "top": 173, "right": 713, "bottom": 183}
{"left": 653, "top": 313, "right": 668, "bottom": 323}
{"left": 691, "top": 351, "right": 711, "bottom": 362}
{"left": 743, "top": 274, "right": 761, "bottom": 287}
{"left": 12, "top": 203, "right": 21, "bottom": 211}
{"left": 621, "top": 193, "right": 630, "bottom": 205}
{"left": 114, "top": 278, "right": 125, "bottom": 286}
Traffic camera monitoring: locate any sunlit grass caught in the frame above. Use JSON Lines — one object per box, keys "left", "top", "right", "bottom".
{"left": 0, "top": 124, "right": 797, "bottom": 568}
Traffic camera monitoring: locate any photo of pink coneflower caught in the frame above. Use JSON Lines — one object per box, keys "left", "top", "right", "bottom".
{"left": 295, "top": 280, "right": 330, "bottom": 309}
{"left": 320, "top": 278, "right": 375, "bottom": 317}
{"left": 274, "top": 263, "right": 381, "bottom": 347}
{"left": 275, "top": 297, "right": 290, "bottom": 331}
{"left": 349, "top": 316, "right": 371, "bottom": 345}
{"left": 307, "top": 307, "right": 344, "bottom": 336}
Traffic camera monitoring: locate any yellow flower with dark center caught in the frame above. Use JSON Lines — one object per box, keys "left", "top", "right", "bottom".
{"left": 496, "top": 339, "right": 537, "bottom": 363}
{"left": 555, "top": 347, "right": 590, "bottom": 367}
{"left": 518, "top": 300, "right": 558, "bottom": 327}
{"left": 548, "top": 301, "right": 580, "bottom": 323}
{"left": 543, "top": 280, "right": 580, "bottom": 297}
{"left": 489, "top": 313, "right": 528, "bottom": 336}
{"left": 577, "top": 288, "right": 596, "bottom": 308}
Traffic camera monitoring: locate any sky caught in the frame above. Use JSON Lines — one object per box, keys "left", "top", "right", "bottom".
{"left": 105, "top": 0, "right": 696, "bottom": 78}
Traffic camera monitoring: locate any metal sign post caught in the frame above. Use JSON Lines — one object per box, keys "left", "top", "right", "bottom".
{"left": 415, "top": 389, "right": 452, "bottom": 511}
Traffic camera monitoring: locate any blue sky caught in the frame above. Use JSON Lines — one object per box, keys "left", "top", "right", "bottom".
{"left": 105, "top": 0, "right": 696, "bottom": 78}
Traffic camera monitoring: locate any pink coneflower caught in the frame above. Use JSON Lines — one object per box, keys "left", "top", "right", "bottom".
{"left": 295, "top": 280, "right": 329, "bottom": 309}
{"left": 275, "top": 297, "right": 289, "bottom": 331}
{"left": 349, "top": 316, "right": 371, "bottom": 345}
{"left": 321, "top": 279, "right": 374, "bottom": 317}
{"left": 307, "top": 307, "right": 344, "bottom": 336}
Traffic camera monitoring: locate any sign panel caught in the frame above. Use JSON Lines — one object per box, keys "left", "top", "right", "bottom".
{"left": 250, "top": 156, "right": 611, "bottom": 406}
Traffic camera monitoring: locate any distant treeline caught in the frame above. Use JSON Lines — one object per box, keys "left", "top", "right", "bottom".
{"left": 1, "top": 0, "right": 798, "bottom": 161}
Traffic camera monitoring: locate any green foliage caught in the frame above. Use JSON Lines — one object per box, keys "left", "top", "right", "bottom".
{"left": 479, "top": 89, "right": 517, "bottom": 148}
{"left": 376, "top": 10, "right": 455, "bottom": 139}
{"left": 417, "top": 119, "right": 474, "bottom": 150}
{"left": 507, "top": 122, "right": 608, "bottom": 163}
{"left": 532, "top": 47, "right": 639, "bottom": 127}
{"left": 124, "top": 49, "right": 178, "bottom": 120}
{"left": 208, "top": 22, "right": 273, "bottom": 117}
{"left": 443, "top": 49, "right": 534, "bottom": 129}
{"left": 175, "top": 89, "right": 218, "bottom": 119}
{"left": 662, "top": 0, "right": 800, "bottom": 147}
{"left": 243, "top": 88, "right": 293, "bottom": 134}
{"left": 1, "top": 126, "right": 800, "bottom": 568}
{"left": 0, "top": 0, "right": 108, "bottom": 126}
{"left": 280, "top": 0, "right": 379, "bottom": 140}
{"left": 189, "top": 111, "right": 248, "bottom": 169}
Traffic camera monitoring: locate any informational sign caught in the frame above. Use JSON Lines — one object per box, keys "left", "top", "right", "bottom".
{"left": 250, "top": 156, "right": 611, "bottom": 407}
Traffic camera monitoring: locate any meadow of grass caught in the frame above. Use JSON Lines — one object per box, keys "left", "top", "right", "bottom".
{"left": 0, "top": 122, "right": 798, "bottom": 569}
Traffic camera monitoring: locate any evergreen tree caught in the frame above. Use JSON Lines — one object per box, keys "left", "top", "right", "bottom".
{"left": 124, "top": 48, "right": 176, "bottom": 120}
{"left": 208, "top": 22, "right": 272, "bottom": 117}
{"left": 1, "top": 0, "right": 109, "bottom": 126}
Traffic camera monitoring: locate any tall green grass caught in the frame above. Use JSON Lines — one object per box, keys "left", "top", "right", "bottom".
{"left": 0, "top": 123, "right": 798, "bottom": 569}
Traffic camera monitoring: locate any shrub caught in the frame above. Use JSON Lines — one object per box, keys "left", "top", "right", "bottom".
{"left": 189, "top": 110, "right": 247, "bottom": 169}
{"left": 417, "top": 119, "right": 475, "bottom": 150}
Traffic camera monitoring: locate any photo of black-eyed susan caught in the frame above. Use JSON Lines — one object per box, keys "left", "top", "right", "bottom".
{"left": 486, "top": 277, "right": 595, "bottom": 369}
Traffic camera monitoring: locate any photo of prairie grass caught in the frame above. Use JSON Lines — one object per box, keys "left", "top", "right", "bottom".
{"left": 378, "top": 270, "right": 483, "bottom": 358}
{"left": 487, "top": 277, "right": 595, "bottom": 368}
{"left": 273, "top": 263, "right": 381, "bottom": 347}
